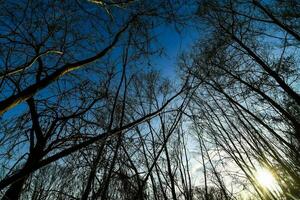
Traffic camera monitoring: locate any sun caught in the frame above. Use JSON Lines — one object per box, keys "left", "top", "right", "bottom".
{"left": 255, "top": 167, "right": 280, "bottom": 192}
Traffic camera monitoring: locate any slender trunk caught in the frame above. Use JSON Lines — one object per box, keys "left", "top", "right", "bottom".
{"left": 252, "top": 0, "right": 300, "bottom": 41}
{"left": 99, "top": 135, "right": 122, "bottom": 200}
{"left": 164, "top": 143, "right": 177, "bottom": 200}
{"left": 198, "top": 138, "right": 208, "bottom": 200}
{"left": 231, "top": 34, "right": 300, "bottom": 104}
{"left": 81, "top": 143, "right": 105, "bottom": 200}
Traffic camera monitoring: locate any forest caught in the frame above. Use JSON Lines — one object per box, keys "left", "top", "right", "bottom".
{"left": 0, "top": 0, "right": 299, "bottom": 199}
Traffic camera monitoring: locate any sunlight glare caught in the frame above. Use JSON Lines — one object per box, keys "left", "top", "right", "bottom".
{"left": 255, "top": 168, "right": 280, "bottom": 192}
